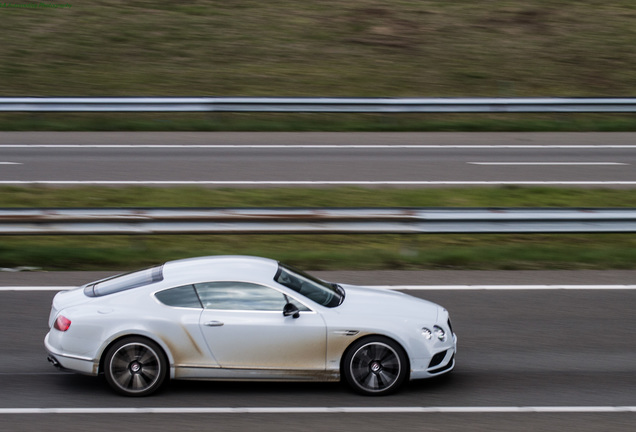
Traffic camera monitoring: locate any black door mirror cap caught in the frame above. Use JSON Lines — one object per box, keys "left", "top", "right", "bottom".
{"left": 283, "top": 303, "right": 300, "bottom": 319}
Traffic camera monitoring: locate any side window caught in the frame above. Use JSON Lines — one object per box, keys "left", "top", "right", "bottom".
{"left": 194, "top": 282, "right": 308, "bottom": 312}
{"left": 155, "top": 285, "right": 202, "bottom": 309}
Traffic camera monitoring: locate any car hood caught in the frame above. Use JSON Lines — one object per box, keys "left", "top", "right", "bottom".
{"left": 336, "top": 285, "right": 440, "bottom": 320}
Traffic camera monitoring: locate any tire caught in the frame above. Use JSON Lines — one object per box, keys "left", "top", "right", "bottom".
{"left": 103, "top": 337, "right": 167, "bottom": 397}
{"left": 342, "top": 336, "right": 409, "bottom": 396}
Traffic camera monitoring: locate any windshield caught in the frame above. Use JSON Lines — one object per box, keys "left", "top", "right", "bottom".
{"left": 274, "top": 263, "right": 344, "bottom": 308}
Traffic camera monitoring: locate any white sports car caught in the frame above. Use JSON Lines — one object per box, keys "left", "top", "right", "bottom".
{"left": 45, "top": 256, "right": 457, "bottom": 396}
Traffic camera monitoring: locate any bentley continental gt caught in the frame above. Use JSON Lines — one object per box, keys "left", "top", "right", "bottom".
{"left": 45, "top": 256, "right": 457, "bottom": 396}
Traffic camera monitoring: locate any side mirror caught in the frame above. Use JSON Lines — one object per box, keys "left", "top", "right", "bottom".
{"left": 283, "top": 303, "right": 300, "bottom": 319}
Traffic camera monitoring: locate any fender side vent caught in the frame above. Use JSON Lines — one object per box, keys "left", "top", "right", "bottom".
{"left": 333, "top": 330, "right": 360, "bottom": 336}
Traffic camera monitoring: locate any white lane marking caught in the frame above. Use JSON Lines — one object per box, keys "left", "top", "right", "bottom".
{"left": 2, "top": 406, "right": 636, "bottom": 414}
{"left": 468, "top": 162, "right": 628, "bottom": 166}
{"left": 380, "top": 285, "right": 636, "bottom": 290}
{"left": 2, "top": 180, "right": 636, "bottom": 186}
{"left": 0, "top": 286, "right": 75, "bottom": 291}
{"left": 2, "top": 144, "right": 636, "bottom": 149}
{"left": 0, "top": 372, "right": 70, "bottom": 375}
{"left": 0, "top": 162, "right": 22, "bottom": 165}
{"left": 3, "top": 285, "right": 636, "bottom": 292}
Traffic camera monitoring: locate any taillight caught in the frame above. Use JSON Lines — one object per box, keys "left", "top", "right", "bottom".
{"left": 54, "top": 315, "right": 71, "bottom": 332}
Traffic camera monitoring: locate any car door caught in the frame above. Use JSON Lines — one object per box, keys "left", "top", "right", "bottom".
{"left": 196, "top": 281, "right": 327, "bottom": 371}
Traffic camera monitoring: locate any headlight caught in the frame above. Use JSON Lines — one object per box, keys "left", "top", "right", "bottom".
{"left": 423, "top": 326, "right": 447, "bottom": 341}
{"left": 434, "top": 325, "right": 446, "bottom": 341}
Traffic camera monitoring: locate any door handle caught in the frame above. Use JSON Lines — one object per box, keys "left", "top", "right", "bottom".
{"left": 204, "top": 320, "right": 224, "bottom": 327}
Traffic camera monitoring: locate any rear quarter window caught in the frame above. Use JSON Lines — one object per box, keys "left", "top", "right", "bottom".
{"left": 155, "top": 285, "right": 203, "bottom": 308}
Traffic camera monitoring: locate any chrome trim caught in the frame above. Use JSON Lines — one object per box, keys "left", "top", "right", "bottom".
{"left": 333, "top": 330, "right": 360, "bottom": 336}
{"left": 204, "top": 320, "right": 224, "bottom": 327}
{"left": 46, "top": 349, "right": 94, "bottom": 363}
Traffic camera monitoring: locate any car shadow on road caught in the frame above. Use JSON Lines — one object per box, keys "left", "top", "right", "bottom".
{"left": 43, "top": 370, "right": 461, "bottom": 402}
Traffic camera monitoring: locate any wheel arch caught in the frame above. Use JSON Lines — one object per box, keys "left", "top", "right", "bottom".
{"left": 98, "top": 333, "right": 173, "bottom": 376}
{"left": 339, "top": 333, "right": 411, "bottom": 378}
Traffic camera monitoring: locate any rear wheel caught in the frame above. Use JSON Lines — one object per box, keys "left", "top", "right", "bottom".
{"left": 342, "top": 336, "right": 408, "bottom": 396}
{"left": 104, "top": 337, "right": 167, "bottom": 397}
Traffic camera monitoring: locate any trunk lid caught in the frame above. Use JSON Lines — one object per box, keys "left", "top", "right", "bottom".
{"left": 47, "top": 286, "right": 92, "bottom": 328}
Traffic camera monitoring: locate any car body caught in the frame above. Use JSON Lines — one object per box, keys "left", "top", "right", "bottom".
{"left": 45, "top": 255, "right": 456, "bottom": 396}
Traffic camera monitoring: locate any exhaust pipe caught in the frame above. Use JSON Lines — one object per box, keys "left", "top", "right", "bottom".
{"left": 47, "top": 355, "right": 61, "bottom": 368}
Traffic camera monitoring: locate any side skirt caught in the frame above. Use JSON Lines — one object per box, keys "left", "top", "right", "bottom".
{"left": 174, "top": 366, "right": 340, "bottom": 382}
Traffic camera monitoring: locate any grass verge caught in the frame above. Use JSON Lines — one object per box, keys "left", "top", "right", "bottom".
{"left": 2, "top": 2, "right": 636, "bottom": 131}
{"left": 1, "top": 186, "right": 636, "bottom": 271}
{"left": 2, "top": 113, "right": 636, "bottom": 132}
{"left": 2, "top": 233, "right": 636, "bottom": 271}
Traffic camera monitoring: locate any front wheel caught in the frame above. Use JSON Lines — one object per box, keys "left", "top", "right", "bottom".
{"left": 104, "top": 337, "right": 167, "bottom": 397}
{"left": 342, "top": 336, "right": 409, "bottom": 396}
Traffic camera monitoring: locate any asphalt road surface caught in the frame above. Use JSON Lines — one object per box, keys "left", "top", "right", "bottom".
{"left": 2, "top": 270, "right": 636, "bottom": 431}
{"left": 1, "top": 132, "right": 636, "bottom": 186}
{"left": 2, "top": 133, "right": 636, "bottom": 430}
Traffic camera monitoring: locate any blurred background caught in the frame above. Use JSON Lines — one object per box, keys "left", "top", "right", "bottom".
{"left": 1, "top": 1, "right": 636, "bottom": 270}
{"left": 1, "top": 0, "right": 636, "bottom": 131}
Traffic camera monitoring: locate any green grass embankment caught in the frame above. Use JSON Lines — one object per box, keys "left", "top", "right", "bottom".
{"left": 2, "top": 186, "right": 636, "bottom": 271}
{"left": 2, "top": 1, "right": 636, "bottom": 131}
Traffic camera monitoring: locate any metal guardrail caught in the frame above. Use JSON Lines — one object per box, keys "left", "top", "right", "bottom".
{"left": 1, "top": 208, "right": 635, "bottom": 235}
{"left": 1, "top": 97, "right": 636, "bottom": 113}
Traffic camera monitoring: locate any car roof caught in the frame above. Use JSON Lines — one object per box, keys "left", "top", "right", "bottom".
{"left": 161, "top": 255, "right": 279, "bottom": 285}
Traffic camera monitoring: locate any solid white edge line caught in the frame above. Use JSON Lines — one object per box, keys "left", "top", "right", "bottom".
{"left": 1, "top": 406, "right": 636, "bottom": 414}
{"left": 378, "top": 285, "right": 636, "bottom": 290}
{"left": 3, "top": 285, "right": 636, "bottom": 292}
{"left": 468, "top": 162, "right": 627, "bottom": 166}
{"left": 0, "top": 286, "right": 75, "bottom": 291}
{"left": 2, "top": 144, "right": 636, "bottom": 149}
